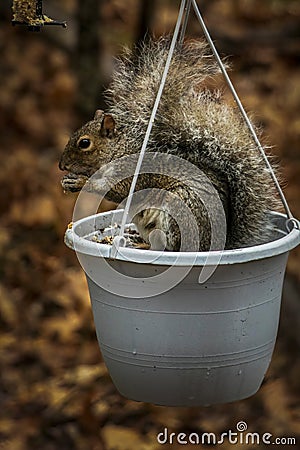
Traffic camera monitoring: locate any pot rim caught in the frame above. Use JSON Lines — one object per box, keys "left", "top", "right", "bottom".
{"left": 64, "top": 210, "right": 300, "bottom": 266}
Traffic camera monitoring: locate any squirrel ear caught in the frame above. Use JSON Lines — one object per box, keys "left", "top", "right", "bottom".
{"left": 94, "top": 109, "right": 104, "bottom": 120}
{"left": 100, "top": 114, "right": 116, "bottom": 138}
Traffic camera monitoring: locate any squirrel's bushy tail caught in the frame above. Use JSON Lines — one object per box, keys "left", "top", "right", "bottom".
{"left": 106, "top": 38, "right": 223, "bottom": 132}
{"left": 105, "top": 38, "right": 281, "bottom": 248}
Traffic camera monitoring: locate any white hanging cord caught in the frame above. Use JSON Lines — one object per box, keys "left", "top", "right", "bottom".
{"left": 191, "top": 0, "right": 293, "bottom": 220}
{"left": 111, "top": 0, "right": 188, "bottom": 257}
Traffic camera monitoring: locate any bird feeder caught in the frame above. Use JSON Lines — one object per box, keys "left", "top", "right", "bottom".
{"left": 12, "top": 0, "right": 66, "bottom": 31}
{"left": 64, "top": 0, "right": 300, "bottom": 406}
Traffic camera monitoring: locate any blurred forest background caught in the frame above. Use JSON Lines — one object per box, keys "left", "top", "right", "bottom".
{"left": 0, "top": 1, "right": 300, "bottom": 449}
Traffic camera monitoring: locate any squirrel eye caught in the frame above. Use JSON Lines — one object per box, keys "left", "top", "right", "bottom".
{"left": 78, "top": 138, "right": 91, "bottom": 150}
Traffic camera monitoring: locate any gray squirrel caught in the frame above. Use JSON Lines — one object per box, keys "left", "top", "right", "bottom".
{"left": 59, "top": 38, "right": 281, "bottom": 251}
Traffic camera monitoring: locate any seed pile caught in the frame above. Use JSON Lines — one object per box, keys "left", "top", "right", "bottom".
{"left": 92, "top": 227, "right": 150, "bottom": 249}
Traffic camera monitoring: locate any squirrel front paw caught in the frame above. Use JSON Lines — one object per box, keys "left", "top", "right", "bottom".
{"left": 61, "top": 173, "right": 88, "bottom": 193}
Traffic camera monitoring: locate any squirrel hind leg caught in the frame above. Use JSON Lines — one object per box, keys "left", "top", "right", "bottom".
{"left": 132, "top": 208, "right": 173, "bottom": 251}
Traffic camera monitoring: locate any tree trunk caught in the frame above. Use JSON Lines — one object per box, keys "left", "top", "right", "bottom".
{"left": 76, "top": 0, "right": 104, "bottom": 121}
{"left": 136, "top": 0, "right": 156, "bottom": 45}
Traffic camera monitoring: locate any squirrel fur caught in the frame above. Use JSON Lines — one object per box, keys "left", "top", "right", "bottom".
{"left": 59, "top": 38, "right": 281, "bottom": 251}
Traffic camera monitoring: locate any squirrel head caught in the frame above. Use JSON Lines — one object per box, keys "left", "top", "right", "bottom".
{"left": 59, "top": 109, "right": 116, "bottom": 178}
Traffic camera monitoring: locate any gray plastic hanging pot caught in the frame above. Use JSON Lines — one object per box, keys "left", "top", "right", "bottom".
{"left": 64, "top": 209, "right": 300, "bottom": 406}
{"left": 62, "top": 0, "right": 300, "bottom": 406}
